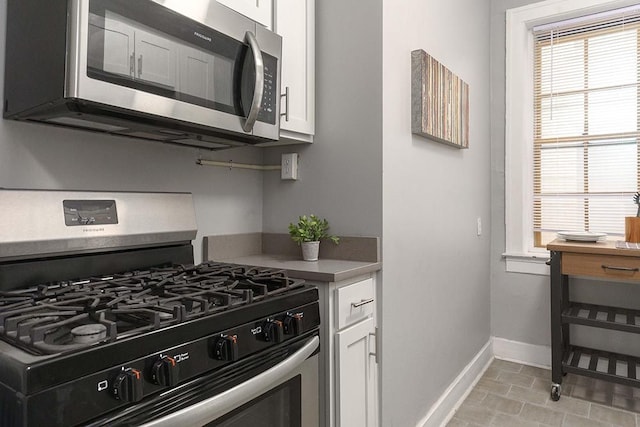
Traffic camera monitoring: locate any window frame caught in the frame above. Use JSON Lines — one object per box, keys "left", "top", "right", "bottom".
{"left": 504, "top": 0, "right": 640, "bottom": 275}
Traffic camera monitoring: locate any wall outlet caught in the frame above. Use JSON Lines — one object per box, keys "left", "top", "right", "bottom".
{"left": 477, "top": 217, "right": 482, "bottom": 236}
{"left": 281, "top": 153, "right": 298, "bottom": 180}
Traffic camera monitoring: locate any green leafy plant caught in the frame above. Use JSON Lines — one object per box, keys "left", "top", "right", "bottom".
{"left": 288, "top": 215, "right": 339, "bottom": 245}
{"left": 634, "top": 192, "right": 640, "bottom": 217}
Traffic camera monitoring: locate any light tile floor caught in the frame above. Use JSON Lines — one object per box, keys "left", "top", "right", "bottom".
{"left": 446, "top": 359, "right": 640, "bottom": 427}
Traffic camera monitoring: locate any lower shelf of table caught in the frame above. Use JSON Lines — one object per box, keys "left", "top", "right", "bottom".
{"left": 562, "top": 345, "right": 640, "bottom": 388}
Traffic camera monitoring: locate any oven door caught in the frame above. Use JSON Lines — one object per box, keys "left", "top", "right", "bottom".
{"left": 65, "top": 0, "right": 281, "bottom": 140}
{"left": 86, "top": 335, "right": 319, "bottom": 427}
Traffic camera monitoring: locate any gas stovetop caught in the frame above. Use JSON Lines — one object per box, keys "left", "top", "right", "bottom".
{"left": 0, "top": 259, "right": 318, "bottom": 398}
{"left": 0, "top": 262, "right": 304, "bottom": 355}
{"left": 0, "top": 190, "right": 321, "bottom": 427}
{"left": 0, "top": 258, "right": 319, "bottom": 427}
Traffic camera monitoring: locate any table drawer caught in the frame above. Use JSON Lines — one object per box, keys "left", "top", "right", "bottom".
{"left": 336, "top": 278, "right": 375, "bottom": 329}
{"left": 562, "top": 252, "right": 640, "bottom": 281}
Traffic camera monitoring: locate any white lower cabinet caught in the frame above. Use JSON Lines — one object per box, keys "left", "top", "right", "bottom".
{"left": 317, "top": 275, "right": 378, "bottom": 427}
{"left": 336, "top": 317, "right": 377, "bottom": 427}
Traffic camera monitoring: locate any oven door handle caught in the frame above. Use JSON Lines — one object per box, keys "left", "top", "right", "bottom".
{"left": 139, "top": 335, "right": 319, "bottom": 427}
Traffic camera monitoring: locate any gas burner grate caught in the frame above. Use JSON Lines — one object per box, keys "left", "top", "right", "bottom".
{"left": 0, "top": 262, "right": 303, "bottom": 355}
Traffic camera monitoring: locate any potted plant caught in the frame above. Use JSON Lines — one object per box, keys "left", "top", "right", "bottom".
{"left": 288, "top": 215, "right": 339, "bottom": 261}
{"left": 626, "top": 192, "right": 640, "bottom": 243}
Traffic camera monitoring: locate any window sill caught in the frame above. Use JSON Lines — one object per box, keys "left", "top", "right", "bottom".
{"left": 503, "top": 252, "right": 550, "bottom": 276}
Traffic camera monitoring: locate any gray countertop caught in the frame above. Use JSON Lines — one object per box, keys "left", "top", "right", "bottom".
{"left": 203, "top": 233, "right": 382, "bottom": 282}
{"left": 212, "top": 254, "right": 381, "bottom": 283}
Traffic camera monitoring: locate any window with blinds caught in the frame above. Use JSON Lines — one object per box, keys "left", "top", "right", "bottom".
{"left": 533, "top": 8, "right": 640, "bottom": 247}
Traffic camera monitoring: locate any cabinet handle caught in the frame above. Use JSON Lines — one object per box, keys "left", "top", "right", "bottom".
{"left": 601, "top": 265, "right": 639, "bottom": 272}
{"left": 352, "top": 298, "right": 374, "bottom": 308}
{"left": 280, "top": 86, "right": 290, "bottom": 122}
{"left": 370, "top": 327, "right": 378, "bottom": 364}
{"left": 138, "top": 54, "right": 143, "bottom": 77}
{"left": 130, "top": 53, "right": 135, "bottom": 76}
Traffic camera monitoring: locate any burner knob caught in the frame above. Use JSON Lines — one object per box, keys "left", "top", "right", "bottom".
{"left": 151, "top": 356, "right": 179, "bottom": 387}
{"left": 112, "top": 368, "right": 144, "bottom": 403}
{"left": 283, "top": 313, "right": 304, "bottom": 336}
{"left": 262, "top": 319, "right": 284, "bottom": 343}
{"left": 213, "top": 335, "right": 239, "bottom": 361}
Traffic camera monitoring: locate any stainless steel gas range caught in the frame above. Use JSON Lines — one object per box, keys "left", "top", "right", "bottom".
{"left": 0, "top": 189, "right": 319, "bottom": 427}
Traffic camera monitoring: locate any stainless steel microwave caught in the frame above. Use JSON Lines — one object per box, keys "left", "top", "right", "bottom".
{"left": 4, "top": 0, "right": 282, "bottom": 149}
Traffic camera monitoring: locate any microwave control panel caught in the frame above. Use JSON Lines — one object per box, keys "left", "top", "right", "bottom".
{"left": 258, "top": 53, "right": 278, "bottom": 125}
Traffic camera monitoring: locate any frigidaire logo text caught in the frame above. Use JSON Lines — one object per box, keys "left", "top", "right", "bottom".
{"left": 82, "top": 227, "right": 105, "bottom": 233}
{"left": 194, "top": 31, "right": 212, "bottom": 42}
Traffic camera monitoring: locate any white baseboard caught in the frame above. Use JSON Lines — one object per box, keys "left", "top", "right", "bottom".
{"left": 492, "top": 337, "right": 551, "bottom": 369}
{"left": 416, "top": 339, "right": 493, "bottom": 427}
{"left": 415, "top": 337, "right": 551, "bottom": 427}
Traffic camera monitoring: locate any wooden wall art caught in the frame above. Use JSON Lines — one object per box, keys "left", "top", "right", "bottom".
{"left": 411, "top": 49, "right": 469, "bottom": 149}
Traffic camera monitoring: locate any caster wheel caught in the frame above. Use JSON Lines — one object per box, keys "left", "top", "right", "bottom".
{"left": 550, "top": 384, "right": 561, "bottom": 401}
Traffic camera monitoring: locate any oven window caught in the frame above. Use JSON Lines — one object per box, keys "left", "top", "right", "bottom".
{"left": 207, "top": 376, "right": 302, "bottom": 427}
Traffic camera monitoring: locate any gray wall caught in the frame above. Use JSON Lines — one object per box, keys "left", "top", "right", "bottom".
{"left": 490, "top": 0, "right": 640, "bottom": 357}
{"left": 381, "top": 0, "right": 492, "bottom": 425}
{"left": 489, "top": 0, "right": 552, "bottom": 351}
{"left": 262, "top": 1, "right": 383, "bottom": 237}
{"left": 264, "top": 0, "right": 493, "bottom": 425}
{"left": 0, "top": 0, "right": 264, "bottom": 264}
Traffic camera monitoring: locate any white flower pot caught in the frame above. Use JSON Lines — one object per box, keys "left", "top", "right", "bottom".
{"left": 301, "top": 241, "right": 320, "bottom": 261}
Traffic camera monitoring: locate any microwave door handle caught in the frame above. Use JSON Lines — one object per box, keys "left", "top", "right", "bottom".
{"left": 139, "top": 335, "right": 319, "bottom": 427}
{"left": 241, "top": 31, "right": 264, "bottom": 133}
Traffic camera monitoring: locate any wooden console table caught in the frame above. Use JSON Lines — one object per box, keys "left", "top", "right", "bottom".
{"left": 547, "top": 239, "right": 640, "bottom": 401}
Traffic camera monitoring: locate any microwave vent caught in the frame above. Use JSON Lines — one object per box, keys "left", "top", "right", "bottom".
{"left": 45, "top": 117, "right": 128, "bottom": 132}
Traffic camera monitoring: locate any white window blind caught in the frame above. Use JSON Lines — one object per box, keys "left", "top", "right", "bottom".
{"left": 533, "top": 8, "right": 640, "bottom": 247}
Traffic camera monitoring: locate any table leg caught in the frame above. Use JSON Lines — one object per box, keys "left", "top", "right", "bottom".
{"left": 550, "top": 250, "right": 563, "bottom": 400}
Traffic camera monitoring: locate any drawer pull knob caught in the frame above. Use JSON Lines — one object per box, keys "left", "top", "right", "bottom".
{"left": 352, "top": 298, "right": 375, "bottom": 308}
{"left": 601, "top": 265, "right": 640, "bottom": 272}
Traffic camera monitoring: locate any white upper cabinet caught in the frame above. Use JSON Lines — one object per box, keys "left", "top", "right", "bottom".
{"left": 94, "top": 16, "right": 134, "bottom": 77}
{"left": 215, "top": 0, "right": 316, "bottom": 145}
{"left": 134, "top": 29, "right": 177, "bottom": 89}
{"left": 178, "top": 46, "right": 216, "bottom": 101}
{"left": 216, "top": 0, "right": 273, "bottom": 29}
{"left": 273, "top": 0, "right": 315, "bottom": 142}
{"left": 96, "top": 12, "right": 177, "bottom": 89}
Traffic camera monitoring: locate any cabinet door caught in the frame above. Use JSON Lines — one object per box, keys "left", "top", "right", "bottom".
{"left": 274, "top": 0, "right": 315, "bottom": 139}
{"left": 216, "top": 0, "right": 272, "bottom": 29}
{"left": 134, "top": 29, "right": 176, "bottom": 89}
{"left": 336, "top": 317, "right": 377, "bottom": 427}
{"left": 178, "top": 46, "right": 215, "bottom": 101}
{"left": 92, "top": 13, "right": 135, "bottom": 77}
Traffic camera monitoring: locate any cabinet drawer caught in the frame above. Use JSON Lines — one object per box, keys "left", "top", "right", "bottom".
{"left": 562, "top": 253, "right": 640, "bottom": 281}
{"left": 336, "top": 278, "right": 375, "bottom": 329}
